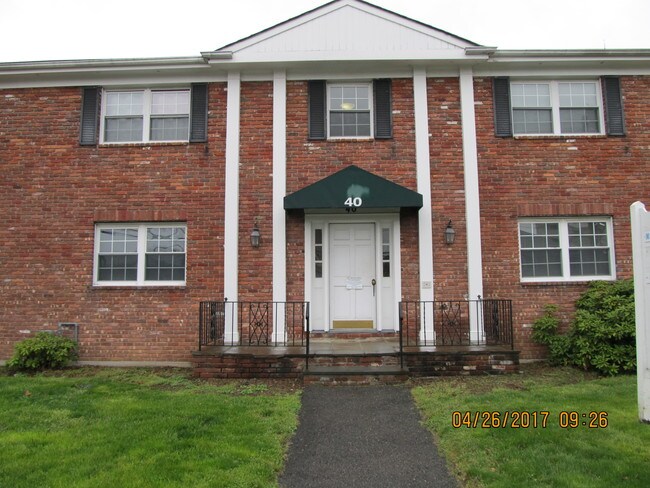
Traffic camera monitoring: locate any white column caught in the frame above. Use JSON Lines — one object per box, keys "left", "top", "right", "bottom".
{"left": 273, "top": 70, "right": 287, "bottom": 342}
{"left": 224, "top": 71, "right": 241, "bottom": 342}
{"left": 413, "top": 68, "right": 435, "bottom": 341}
{"left": 459, "top": 67, "right": 484, "bottom": 342}
{"left": 631, "top": 201, "right": 650, "bottom": 423}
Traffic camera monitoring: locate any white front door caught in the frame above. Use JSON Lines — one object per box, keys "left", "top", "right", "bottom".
{"left": 329, "top": 223, "right": 376, "bottom": 329}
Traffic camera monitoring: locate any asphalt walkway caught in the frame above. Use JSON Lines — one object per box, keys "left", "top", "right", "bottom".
{"left": 279, "top": 385, "right": 459, "bottom": 488}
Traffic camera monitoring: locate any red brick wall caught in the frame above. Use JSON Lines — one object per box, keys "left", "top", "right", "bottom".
{"left": 428, "top": 78, "right": 468, "bottom": 300}
{"left": 0, "top": 84, "right": 228, "bottom": 362}
{"left": 238, "top": 81, "right": 274, "bottom": 302}
{"left": 474, "top": 76, "right": 650, "bottom": 359}
{"left": 284, "top": 78, "right": 443, "bottom": 308}
{"left": 4, "top": 74, "right": 646, "bottom": 364}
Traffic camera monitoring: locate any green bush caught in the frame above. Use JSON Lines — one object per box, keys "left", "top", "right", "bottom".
{"left": 531, "top": 280, "right": 636, "bottom": 375}
{"left": 571, "top": 280, "right": 636, "bottom": 375}
{"left": 531, "top": 305, "right": 574, "bottom": 366}
{"left": 7, "top": 332, "right": 78, "bottom": 371}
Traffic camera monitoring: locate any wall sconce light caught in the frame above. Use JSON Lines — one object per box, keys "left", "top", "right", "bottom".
{"left": 250, "top": 223, "right": 261, "bottom": 248}
{"left": 444, "top": 220, "right": 455, "bottom": 245}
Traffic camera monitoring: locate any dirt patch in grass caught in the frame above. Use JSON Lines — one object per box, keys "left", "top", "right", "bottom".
{"left": 409, "top": 362, "right": 602, "bottom": 395}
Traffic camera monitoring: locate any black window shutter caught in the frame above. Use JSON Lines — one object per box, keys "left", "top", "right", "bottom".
{"left": 190, "top": 83, "right": 209, "bottom": 142}
{"left": 308, "top": 80, "right": 326, "bottom": 140}
{"left": 373, "top": 79, "right": 392, "bottom": 139}
{"left": 603, "top": 77, "right": 625, "bottom": 136}
{"left": 493, "top": 77, "right": 512, "bottom": 137}
{"left": 80, "top": 87, "right": 99, "bottom": 145}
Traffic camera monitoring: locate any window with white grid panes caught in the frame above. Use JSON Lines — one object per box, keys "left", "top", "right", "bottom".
{"left": 97, "top": 227, "right": 139, "bottom": 281}
{"left": 94, "top": 223, "right": 186, "bottom": 286}
{"left": 511, "top": 81, "right": 603, "bottom": 136}
{"left": 559, "top": 82, "right": 600, "bottom": 134}
{"left": 145, "top": 227, "right": 187, "bottom": 281}
{"left": 518, "top": 218, "right": 614, "bottom": 282}
{"left": 102, "top": 89, "right": 190, "bottom": 143}
{"left": 328, "top": 83, "right": 372, "bottom": 138}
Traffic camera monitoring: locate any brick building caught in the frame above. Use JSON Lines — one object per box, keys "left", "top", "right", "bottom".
{"left": 1, "top": 0, "right": 649, "bottom": 372}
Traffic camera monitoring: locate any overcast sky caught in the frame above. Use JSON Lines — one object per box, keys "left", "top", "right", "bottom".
{"left": 1, "top": 0, "right": 649, "bottom": 63}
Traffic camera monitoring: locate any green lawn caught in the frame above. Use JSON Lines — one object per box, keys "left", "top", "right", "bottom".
{"left": 412, "top": 364, "right": 650, "bottom": 488}
{"left": 0, "top": 368, "right": 301, "bottom": 488}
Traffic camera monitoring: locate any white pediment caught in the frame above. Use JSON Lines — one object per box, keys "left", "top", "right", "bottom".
{"left": 212, "top": 0, "right": 477, "bottom": 63}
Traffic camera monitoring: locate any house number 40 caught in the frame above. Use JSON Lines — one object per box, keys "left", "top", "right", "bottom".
{"left": 344, "top": 197, "right": 363, "bottom": 207}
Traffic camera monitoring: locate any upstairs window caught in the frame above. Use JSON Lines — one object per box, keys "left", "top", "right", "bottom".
{"left": 101, "top": 89, "right": 190, "bottom": 143}
{"left": 80, "top": 84, "right": 207, "bottom": 146}
{"left": 328, "top": 83, "right": 372, "bottom": 138}
{"left": 308, "top": 79, "right": 392, "bottom": 140}
{"left": 510, "top": 81, "right": 603, "bottom": 136}
{"left": 493, "top": 77, "right": 625, "bottom": 137}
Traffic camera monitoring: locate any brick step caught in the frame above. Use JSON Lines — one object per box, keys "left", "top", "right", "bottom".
{"left": 307, "top": 354, "right": 401, "bottom": 368}
{"left": 303, "top": 364, "right": 409, "bottom": 385}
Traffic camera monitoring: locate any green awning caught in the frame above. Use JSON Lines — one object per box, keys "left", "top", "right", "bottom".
{"left": 284, "top": 165, "right": 423, "bottom": 211}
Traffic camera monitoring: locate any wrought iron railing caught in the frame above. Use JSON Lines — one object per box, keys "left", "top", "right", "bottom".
{"left": 198, "top": 300, "right": 310, "bottom": 350}
{"left": 398, "top": 298, "right": 513, "bottom": 350}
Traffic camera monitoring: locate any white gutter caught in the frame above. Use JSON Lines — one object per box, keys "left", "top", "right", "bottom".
{"left": 0, "top": 56, "right": 208, "bottom": 72}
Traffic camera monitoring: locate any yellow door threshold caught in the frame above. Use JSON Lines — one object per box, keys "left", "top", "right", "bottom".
{"left": 332, "top": 320, "right": 374, "bottom": 329}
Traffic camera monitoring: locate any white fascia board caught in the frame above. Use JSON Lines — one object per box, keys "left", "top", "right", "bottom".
{"left": 492, "top": 49, "right": 650, "bottom": 59}
{"left": 474, "top": 64, "right": 650, "bottom": 77}
{"left": 0, "top": 59, "right": 224, "bottom": 89}
{"left": 210, "top": 50, "right": 473, "bottom": 65}
{"left": 0, "top": 56, "right": 206, "bottom": 72}
{"left": 0, "top": 73, "right": 228, "bottom": 90}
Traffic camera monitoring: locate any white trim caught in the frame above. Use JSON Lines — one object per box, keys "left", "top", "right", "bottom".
{"left": 413, "top": 67, "right": 435, "bottom": 339}
{"left": 224, "top": 72, "right": 241, "bottom": 304}
{"left": 518, "top": 217, "right": 616, "bottom": 283}
{"left": 273, "top": 70, "right": 287, "bottom": 341}
{"left": 460, "top": 67, "right": 484, "bottom": 341}
{"left": 630, "top": 201, "right": 650, "bottom": 422}
{"left": 392, "top": 217, "right": 402, "bottom": 324}
{"left": 304, "top": 219, "right": 313, "bottom": 328}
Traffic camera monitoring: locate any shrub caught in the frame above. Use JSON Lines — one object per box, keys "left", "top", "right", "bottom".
{"left": 6, "top": 332, "right": 78, "bottom": 371}
{"left": 571, "top": 280, "right": 636, "bottom": 375}
{"left": 531, "top": 305, "right": 574, "bottom": 366}
{"left": 531, "top": 279, "right": 636, "bottom": 375}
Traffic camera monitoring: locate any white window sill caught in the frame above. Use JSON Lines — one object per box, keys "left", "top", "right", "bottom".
{"left": 513, "top": 134, "right": 606, "bottom": 140}
{"left": 326, "top": 137, "right": 375, "bottom": 142}
{"left": 520, "top": 276, "right": 616, "bottom": 285}
{"left": 98, "top": 141, "right": 190, "bottom": 148}
{"left": 92, "top": 282, "right": 186, "bottom": 288}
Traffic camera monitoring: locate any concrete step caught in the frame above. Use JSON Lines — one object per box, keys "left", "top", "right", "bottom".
{"left": 303, "top": 364, "right": 409, "bottom": 385}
